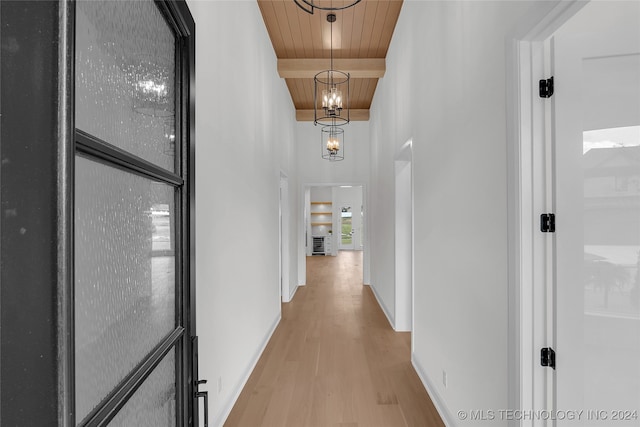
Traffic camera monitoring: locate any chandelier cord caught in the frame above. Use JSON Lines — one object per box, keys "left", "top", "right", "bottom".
{"left": 330, "top": 0, "right": 333, "bottom": 71}
{"left": 314, "top": 5, "right": 349, "bottom": 127}
{"left": 329, "top": 9, "right": 334, "bottom": 86}
{"left": 329, "top": 14, "right": 333, "bottom": 70}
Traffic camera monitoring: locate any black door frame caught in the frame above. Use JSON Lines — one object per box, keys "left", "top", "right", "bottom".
{"left": 0, "top": 1, "right": 197, "bottom": 425}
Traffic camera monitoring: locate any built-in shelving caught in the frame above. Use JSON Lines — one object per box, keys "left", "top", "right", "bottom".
{"left": 309, "top": 200, "right": 332, "bottom": 255}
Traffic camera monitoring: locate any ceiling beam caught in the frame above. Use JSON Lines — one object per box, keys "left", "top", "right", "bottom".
{"left": 278, "top": 58, "right": 385, "bottom": 79}
{"left": 296, "top": 109, "right": 370, "bottom": 122}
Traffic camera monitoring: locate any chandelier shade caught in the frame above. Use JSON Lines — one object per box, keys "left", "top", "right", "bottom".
{"left": 321, "top": 124, "right": 345, "bottom": 162}
{"left": 293, "top": 0, "right": 362, "bottom": 15}
{"left": 314, "top": 69, "right": 350, "bottom": 126}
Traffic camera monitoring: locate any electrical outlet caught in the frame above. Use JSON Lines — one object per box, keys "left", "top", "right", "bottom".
{"left": 442, "top": 370, "right": 448, "bottom": 388}
{"left": 218, "top": 377, "right": 222, "bottom": 393}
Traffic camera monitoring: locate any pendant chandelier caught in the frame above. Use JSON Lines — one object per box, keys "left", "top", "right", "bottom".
{"left": 321, "top": 122, "right": 345, "bottom": 162}
{"left": 294, "top": 0, "right": 361, "bottom": 15}
{"left": 314, "top": 13, "right": 350, "bottom": 127}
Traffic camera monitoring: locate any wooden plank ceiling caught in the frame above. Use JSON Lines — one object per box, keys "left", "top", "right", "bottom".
{"left": 257, "top": 0, "right": 403, "bottom": 121}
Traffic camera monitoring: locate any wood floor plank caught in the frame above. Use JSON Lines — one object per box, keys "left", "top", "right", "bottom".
{"left": 223, "top": 252, "right": 445, "bottom": 427}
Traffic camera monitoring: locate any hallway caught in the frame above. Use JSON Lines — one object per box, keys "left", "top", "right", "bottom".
{"left": 225, "top": 251, "right": 444, "bottom": 426}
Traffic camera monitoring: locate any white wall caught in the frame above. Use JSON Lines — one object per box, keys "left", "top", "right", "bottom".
{"left": 369, "top": 1, "right": 545, "bottom": 425}
{"left": 310, "top": 186, "right": 332, "bottom": 201}
{"left": 188, "top": 1, "right": 298, "bottom": 425}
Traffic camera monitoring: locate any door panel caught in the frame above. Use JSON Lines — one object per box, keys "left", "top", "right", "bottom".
{"left": 74, "top": 1, "right": 193, "bottom": 425}
{"left": 0, "top": 1, "right": 194, "bottom": 425}
{"left": 553, "top": 2, "right": 640, "bottom": 424}
{"left": 75, "top": 0, "right": 177, "bottom": 172}
{"left": 74, "top": 155, "right": 177, "bottom": 420}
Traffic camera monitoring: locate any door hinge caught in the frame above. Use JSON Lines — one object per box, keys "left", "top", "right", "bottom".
{"left": 539, "top": 76, "right": 554, "bottom": 98}
{"left": 540, "top": 213, "right": 555, "bottom": 233}
{"left": 541, "top": 347, "right": 556, "bottom": 369}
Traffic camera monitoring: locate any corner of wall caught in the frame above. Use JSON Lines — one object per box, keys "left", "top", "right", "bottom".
{"left": 288, "top": 283, "right": 299, "bottom": 301}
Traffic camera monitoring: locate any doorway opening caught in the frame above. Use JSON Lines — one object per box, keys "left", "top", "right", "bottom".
{"left": 280, "top": 172, "right": 291, "bottom": 302}
{"left": 302, "top": 184, "right": 367, "bottom": 285}
{"left": 394, "top": 140, "right": 413, "bottom": 332}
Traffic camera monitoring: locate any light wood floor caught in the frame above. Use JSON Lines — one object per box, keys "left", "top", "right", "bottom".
{"left": 224, "top": 251, "right": 445, "bottom": 427}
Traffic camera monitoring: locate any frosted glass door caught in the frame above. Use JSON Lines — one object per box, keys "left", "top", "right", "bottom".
{"left": 74, "top": 1, "right": 185, "bottom": 425}
{"left": 552, "top": 3, "right": 640, "bottom": 425}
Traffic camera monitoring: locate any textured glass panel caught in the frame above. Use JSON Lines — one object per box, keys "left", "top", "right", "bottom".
{"left": 108, "top": 349, "right": 176, "bottom": 427}
{"left": 75, "top": 0, "right": 176, "bottom": 171}
{"left": 75, "top": 156, "right": 176, "bottom": 422}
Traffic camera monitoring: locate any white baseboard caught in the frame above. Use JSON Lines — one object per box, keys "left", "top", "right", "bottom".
{"left": 289, "top": 283, "right": 298, "bottom": 300}
{"left": 412, "top": 353, "right": 457, "bottom": 427}
{"left": 368, "top": 282, "right": 395, "bottom": 329}
{"left": 213, "top": 313, "right": 281, "bottom": 427}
